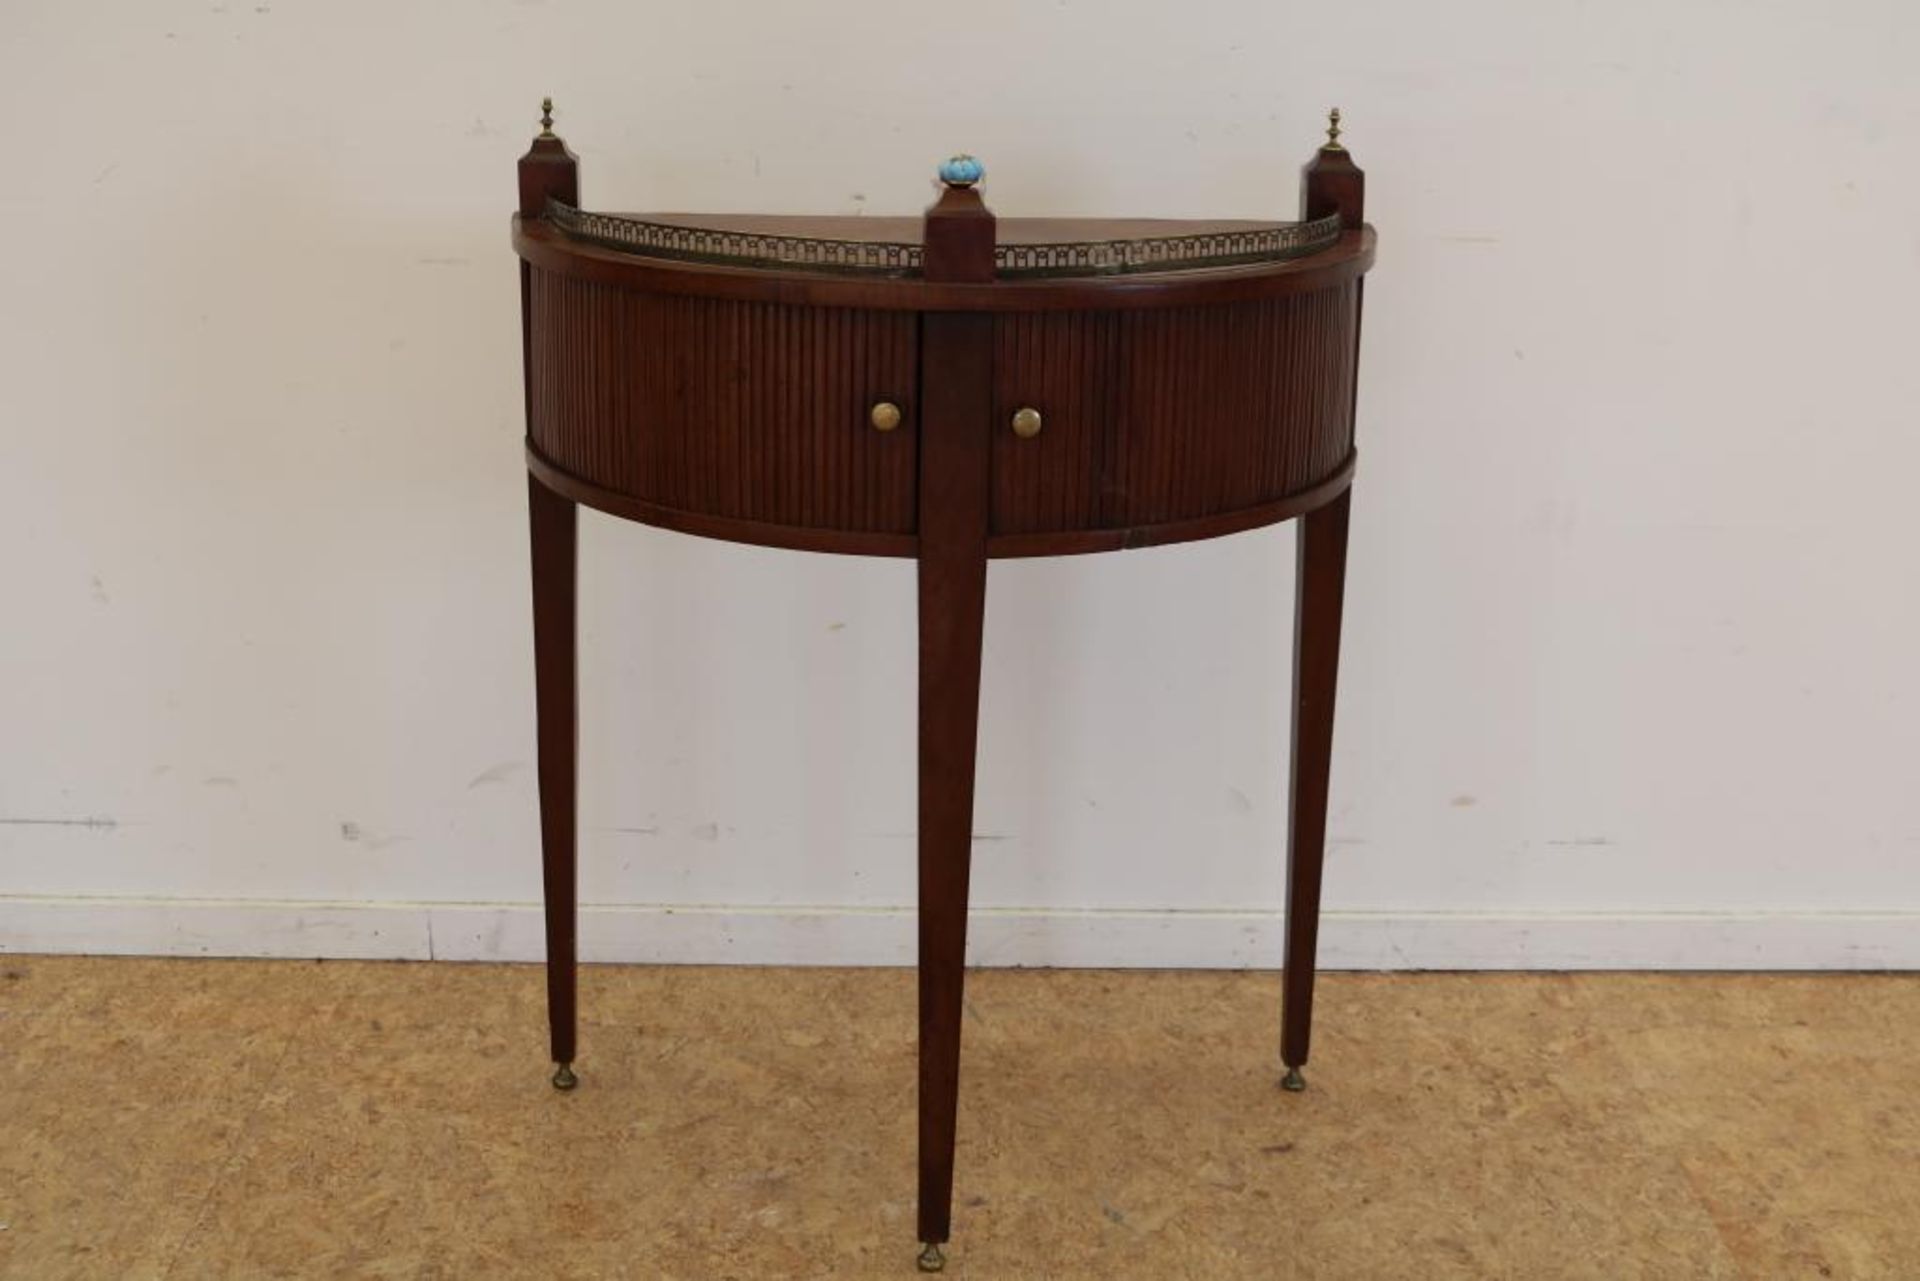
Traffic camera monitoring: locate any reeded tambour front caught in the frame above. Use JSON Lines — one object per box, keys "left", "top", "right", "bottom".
{"left": 526, "top": 271, "right": 919, "bottom": 539}
{"left": 989, "top": 287, "right": 1359, "bottom": 539}
{"left": 519, "top": 216, "right": 1368, "bottom": 559}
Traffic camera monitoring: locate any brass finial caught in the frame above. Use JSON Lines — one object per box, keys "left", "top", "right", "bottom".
{"left": 1325, "top": 107, "right": 1344, "bottom": 151}
{"left": 539, "top": 97, "right": 555, "bottom": 136}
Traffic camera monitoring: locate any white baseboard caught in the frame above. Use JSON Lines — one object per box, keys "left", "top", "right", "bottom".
{"left": 1, "top": 896, "right": 1916, "bottom": 969}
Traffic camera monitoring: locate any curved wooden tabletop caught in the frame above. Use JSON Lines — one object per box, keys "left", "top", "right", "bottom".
{"left": 514, "top": 215, "right": 1375, "bottom": 312}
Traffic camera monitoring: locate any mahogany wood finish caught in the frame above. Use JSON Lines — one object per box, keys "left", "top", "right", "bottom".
{"left": 526, "top": 275, "right": 920, "bottom": 535}
{"left": 527, "top": 473, "right": 577, "bottom": 1084}
{"left": 989, "top": 309, "right": 1117, "bottom": 534}
{"left": 913, "top": 183, "right": 998, "bottom": 1257}
{"left": 1303, "top": 124, "right": 1365, "bottom": 230}
{"left": 516, "top": 113, "right": 577, "bottom": 218}
{"left": 522, "top": 269, "right": 1362, "bottom": 555}
{"left": 515, "top": 215, "right": 1373, "bottom": 314}
{"left": 1282, "top": 486, "right": 1350, "bottom": 1084}
{"left": 519, "top": 114, "right": 584, "bottom": 1092}
{"left": 984, "top": 292, "right": 1352, "bottom": 536}
{"left": 513, "top": 114, "right": 1375, "bottom": 1267}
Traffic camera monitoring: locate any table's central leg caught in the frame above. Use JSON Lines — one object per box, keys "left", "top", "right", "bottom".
{"left": 913, "top": 312, "right": 993, "bottom": 1272}
{"left": 915, "top": 542, "right": 986, "bottom": 1271}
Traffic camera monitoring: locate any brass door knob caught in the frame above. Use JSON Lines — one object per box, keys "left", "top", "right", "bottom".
{"left": 870, "top": 401, "right": 903, "bottom": 432}
{"left": 1010, "top": 406, "right": 1043, "bottom": 439}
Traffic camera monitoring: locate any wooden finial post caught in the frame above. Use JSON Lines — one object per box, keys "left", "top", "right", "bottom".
{"left": 518, "top": 96, "right": 578, "bottom": 218}
{"left": 1302, "top": 108, "right": 1364, "bottom": 230}
{"left": 922, "top": 155, "right": 996, "bottom": 284}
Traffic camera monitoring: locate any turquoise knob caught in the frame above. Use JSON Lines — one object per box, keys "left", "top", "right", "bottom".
{"left": 938, "top": 154, "right": 984, "bottom": 188}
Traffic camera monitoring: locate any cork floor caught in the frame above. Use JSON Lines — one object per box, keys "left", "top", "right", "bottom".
{"left": 1, "top": 960, "right": 1916, "bottom": 1279}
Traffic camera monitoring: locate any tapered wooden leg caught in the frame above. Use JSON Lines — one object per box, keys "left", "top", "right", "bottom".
{"left": 915, "top": 544, "right": 987, "bottom": 1255}
{"left": 1281, "top": 487, "right": 1351, "bottom": 1090}
{"left": 529, "top": 470, "right": 579, "bottom": 1089}
{"left": 914, "top": 313, "right": 993, "bottom": 1263}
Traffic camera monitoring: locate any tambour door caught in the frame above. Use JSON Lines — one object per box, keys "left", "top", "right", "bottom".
{"left": 987, "top": 284, "right": 1361, "bottom": 537}
{"left": 527, "top": 269, "right": 920, "bottom": 535}
{"left": 988, "top": 310, "right": 1118, "bottom": 537}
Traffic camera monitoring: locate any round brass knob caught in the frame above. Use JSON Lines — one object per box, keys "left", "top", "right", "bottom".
{"left": 1010, "top": 406, "right": 1043, "bottom": 439}
{"left": 869, "top": 401, "right": 903, "bottom": 433}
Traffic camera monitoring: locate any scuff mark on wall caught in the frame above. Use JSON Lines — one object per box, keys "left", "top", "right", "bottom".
{"left": 466, "top": 761, "right": 526, "bottom": 789}
{"left": 0, "top": 815, "right": 118, "bottom": 830}
{"left": 339, "top": 821, "right": 407, "bottom": 851}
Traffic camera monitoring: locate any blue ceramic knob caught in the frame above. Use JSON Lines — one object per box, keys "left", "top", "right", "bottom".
{"left": 938, "top": 154, "right": 984, "bottom": 188}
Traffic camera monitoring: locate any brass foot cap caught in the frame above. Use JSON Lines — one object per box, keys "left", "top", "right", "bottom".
{"left": 917, "top": 1243, "right": 946, "bottom": 1272}
{"left": 1281, "top": 1066, "right": 1307, "bottom": 1092}
{"left": 552, "top": 1062, "right": 578, "bottom": 1092}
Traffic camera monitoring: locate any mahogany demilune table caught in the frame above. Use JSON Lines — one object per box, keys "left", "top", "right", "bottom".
{"left": 511, "top": 103, "right": 1375, "bottom": 1271}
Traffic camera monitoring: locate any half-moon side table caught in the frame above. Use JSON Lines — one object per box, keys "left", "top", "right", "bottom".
{"left": 512, "top": 104, "right": 1374, "bottom": 1272}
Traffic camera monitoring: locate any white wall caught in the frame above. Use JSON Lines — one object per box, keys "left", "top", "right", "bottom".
{"left": 3, "top": 1, "right": 1917, "bottom": 968}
